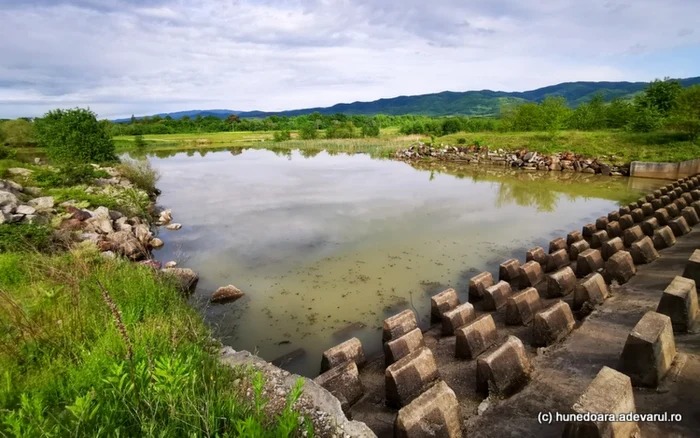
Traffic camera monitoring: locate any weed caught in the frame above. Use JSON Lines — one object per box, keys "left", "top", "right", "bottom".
{"left": 117, "top": 159, "right": 160, "bottom": 194}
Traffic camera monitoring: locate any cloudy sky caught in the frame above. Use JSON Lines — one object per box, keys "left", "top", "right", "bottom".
{"left": 1, "top": 0, "right": 699, "bottom": 119}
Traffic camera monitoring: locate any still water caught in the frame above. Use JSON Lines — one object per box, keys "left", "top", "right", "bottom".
{"left": 141, "top": 148, "right": 664, "bottom": 377}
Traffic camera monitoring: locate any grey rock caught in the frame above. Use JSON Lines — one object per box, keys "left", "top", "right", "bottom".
{"left": 0, "top": 190, "right": 18, "bottom": 207}
{"left": 92, "top": 206, "right": 111, "bottom": 219}
{"left": 0, "top": 179, "right": 23, "bottom": 193}
{"left": 165, "top": 223, "right": 182, "bottom": 231}
{"left": 85, "top": 216, "right": 114, "bottom": 234}
{"left": 28, "top": 197, "right": 55, "bottom": 210}
{"left": 15, "top": 205, "right": 36, "bottom": 215}
{"left": 7, "top": 168, "right": 33, "bottom": 176}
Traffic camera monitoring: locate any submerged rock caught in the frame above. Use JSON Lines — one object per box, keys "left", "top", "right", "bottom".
{"left": 150, "top": 237, "right": 164, "bottom": 248}
{"left": 164, "top": 261, "right": 177, "bottom": 268}
{"left": 211, "top": 285, "right": 245, "bottom": 304}
{"left": 158, "top": 209, "right": 172, "bottom": 225}
{"left": 165, "top": 223, "right": 182, "bottom": 231}
{"left": 162, "top": 268, "right": 199, "bottom": 294}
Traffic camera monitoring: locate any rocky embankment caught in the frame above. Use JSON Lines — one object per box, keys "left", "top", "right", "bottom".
{"left": 395, "top": 142, "right": 630, "bottom": 176}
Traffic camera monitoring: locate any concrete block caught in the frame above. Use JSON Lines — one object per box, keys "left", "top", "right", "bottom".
{"left": 681, "top": 206, "right": 700, "bottom": 226}
{"left": 441, "top": 303, "right": 476, "bottom": 336}
{"left": 590, "top": 230, "right": 609, "bottom": 249}
{"left": 660, "top": 187, "right": 668, "bottom": 195}
{"left": 674, "top": 198, "right": 688, "bottom": 211}
{"left": 476, "top": 336, "right": 532, "bottom": 396}
{"left": 315, "top": 361, "right": 364, "bottom": 413}
{"left": 653, "top": 189, "right": 662, "bottom": 198}
{"left": 657, "top": 276, "right": 698, "bottom": 332}
{"left": 576, "top": 249, "right": 604, "bottom": 278}
{"left": 607, "top": 211, "right": 620, "bottom": 223}
{"left": 605, "top": 221, "right": 623, "bottom": 239}
{"left": 549, "top": 237, "right": 567, "bottom": 254}
{"left": 641, "top": 217, "right": 659, "bottom": 237}
{"left": 630, "top": 236, "right": 659, "bottom": 265}
{"left": 321, "top": 337, "right": 366, "bottom": 372}
{"left": 519, "top": 261, "right": 545, "bottom": 288}
{"left": 682, "top": 250, "right": 700, "bottom": 286}
{"left": 622, "top": 225, "right": 644, "bottom": 247}
{"left": 385, "top": 347, "right": 440, "bottom": 408}
{"left": 601, "top": 237, "right": 624, "bottom": 261}
{"left": 499, "top": 258, "right": 521, "bottom": 282}
{"left": 618, "top": 214, "right": 634, "bottom": 230}
{"left": 431, "top": 288, "right": 459, "bottom": 321}
{"left": 546, "top": 266, "right": 577, "bottom": 298}
{"left": 505, "top": 288, "right": 542, "bottom": 325}
{"left": 469, "top": 272, "right": 494, "bottom": 301}
{"left": 533, "top": 301, "right": 575, "bottom": 346}
{"left": 573, "top": 273, "right": 609, "bottom": 310}
{"left": 674, "top": 187, "right": 684, "bottom": 198}
{"left": 668, "top": 191, "right": 678, "bottom": 201}
{"left": 562, "top": 366, "right": 640, "bottom": 438}
{"left": 682, "top": 192, "right": 694, "bottom": 205}
{"left": 526, "top": 246, "right": 548, "bottom": 268}
{"left": 569, "top": 239, "right": 591, "bottom": 261}
{"left": 618, "top": 311, "right": 676, "bottom": 388}
{"left": 605, "top": 251, "right": 636, "bottom": 285}
{"left": 668, "top": 216, "right": 691, "bottom": 237}
{"left": 660, "top": 194, "right": 671, "bottom": 205}
{"left": 651, "top": 198, "right": 664, "bottom": 210}
{"left": 666, "top": 203, "right": 681, "bottom": 218}
{"left": 680, "top": 183, "right": 690, "bottom": 192}
{"left": 654, "top": 208, "right": 671, "bottom": 226}
{"left": 641, "top": 203, "right": 654, "bottom": 217}
{"left": 384, "top": 309, "right": 418, "bottom": 342}
{"left": 395, "top": 381, "right": 462, "bottom": 438}
{"left": 636, "top": 197, "right": 646, "bottom": 207}
{"left": 691, "top": 190, "right": 700, "bottom": 201}
{"left": 645, "top": 194, "right": 655, "bottom": 202}
{"left": 484, "top": 281, "right": 512, "bottom": 311}
{"left": 582, "top": 223, "right": 597, "bottom": 240}
{"left": 595, "top": 217, "right": 609, "bottom": 230}
{"left": 692, "top": 200, "right": 700, "bottom": 217}
{"left": 567, "top": 230, "right": 584, "bottom": 247}
{"left": 546, "top": 248, "right": 570, "bottom": 273}
{"left": 455, "top": 314, "right": 498, "bottom": 359}
{"left": 385, "top": 328, "right": 425, "bottom": 365}
{"left": 618, "top": 206, "right": 631, "bottom": 216}
{"left": 630, "top": 208, "right": 644, "bottom": 223}
{"left": 652, "top": 226, "right": 676, "bottom": 250}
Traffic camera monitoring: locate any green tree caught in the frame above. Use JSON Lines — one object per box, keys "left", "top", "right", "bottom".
{"left": 605, "top": 98, "right": 635, "bottom": 128}
{"left": 134, "top": 134, "right": 147, "bottom": 149}
{"left": 637, "top": 78, "right": 682, "bottom": 116}
{"left": 628, "top": 105, "right": 663, "bottom": 133}
{"left": 668, "top": 85, "right": 700, "bottom": 139}
{"left": 540, "top": 96, "right": 572, "bottom": 137}
{"left": 361, "top": 120, "right": 380, "bottom": 137}
{"left": 273, "top": 130, "right": 291, "bottom": 142}
{"left": 35, "top": 108, "right": 116, "bottom": 163}
{"left": 0, "top": 119, "right": 35, "bottom": 146}
{"left": 298, "top": 122, "right": 318, "bottom": 140}
{"left": 325, "top": 121, "right": 357, "bottom": 139}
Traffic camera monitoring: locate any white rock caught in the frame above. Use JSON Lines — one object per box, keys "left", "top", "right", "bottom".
{"left": 15, "top": 205, "right": 36, "bottom": 215}
{"left": 28, "top": 197, "right": 55, "bottom": 210}
{"left": 165, "top": 223, "right": 182, "bottom": 231}
{"left": 164, "top": 261, "right": 177, "bottom": 268}
{"left": 7, "top": 168, "right": 33, "bottom": 176}
{"left": 0, "top": 190, "right": 18, "bottom": 207}
{"left": 92, "top": 206, "right": 111, "bottom": 218}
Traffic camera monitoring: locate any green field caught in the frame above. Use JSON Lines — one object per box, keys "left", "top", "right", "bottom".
{"left": 113, "top": 128, "right": 700, "bottom": 164}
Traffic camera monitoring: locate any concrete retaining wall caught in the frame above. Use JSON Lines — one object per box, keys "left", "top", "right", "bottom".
{"left": 631, "top": 159, "right": 700, "bottom": 180}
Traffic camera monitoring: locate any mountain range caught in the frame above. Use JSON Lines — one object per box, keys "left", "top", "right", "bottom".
{"left": 120, "top": 76, "right": 700, "bottom": 121}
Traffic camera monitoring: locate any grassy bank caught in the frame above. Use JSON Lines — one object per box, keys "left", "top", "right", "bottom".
{"left": 112, "top": 128, "right": 700, "bottom": 164}
{"left": 0, "top": 157, "right": 311, "bottom": 437}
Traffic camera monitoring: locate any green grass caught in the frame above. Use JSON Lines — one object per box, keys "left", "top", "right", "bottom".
{"left": 0, "top": 247, "right": 311, "bottom": 437}
{"left": 113, "top": 128, "right": 700, "bottom": 164}
{"left": 438, "top": 130, "right": 700, "bottom": 164}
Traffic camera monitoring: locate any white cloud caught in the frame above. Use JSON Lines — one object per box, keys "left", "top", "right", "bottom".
{"left": 0, "top": 0, "right": 698, "bottom": 118}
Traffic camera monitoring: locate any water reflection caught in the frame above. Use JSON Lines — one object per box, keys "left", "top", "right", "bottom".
{"left": 144, "top": 148, "right": 663, "bottom": 377}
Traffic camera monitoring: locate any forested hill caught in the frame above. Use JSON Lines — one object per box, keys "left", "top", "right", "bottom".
{"left": 125, "top": 77, "right": 700, "bottom": 120}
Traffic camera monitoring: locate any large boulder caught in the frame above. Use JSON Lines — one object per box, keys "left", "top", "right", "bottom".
{"left": 0, "top": 190, "right": 18, "bottom": 209}
{"left": 28, "top": 196, "right": 55, "bottom": 211}
{"left": 85, "top": 216, "right": 114, "bottom": 234}
{"left": 107, "top": 231, "right": 147, "bottom": 260}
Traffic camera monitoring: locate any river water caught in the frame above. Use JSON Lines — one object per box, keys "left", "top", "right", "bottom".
{"left": 139, "top": 147, "right": 664, "bottom": 377}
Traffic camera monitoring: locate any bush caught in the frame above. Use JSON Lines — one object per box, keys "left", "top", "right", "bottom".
{"left": 0, "top": 147, "right": 17, "bottom": 160}
{"left": 0, "top": 224, "right": 53, "bottom": 252}
{"left": 457, "top": 138, "right": 467, "bottom": 145}
{"left": 33, "top": 164, "right": 109, "bottom": 188}
{"left": 361, "top": 120, "right": 380, "bottom": 137}
{"left": 34, "top": 108, "right": 116, "bottom": 164}
{"left": 133, "top": 134, "right": 147, "bottom": 149}
{"left": 668, "top": 85, "right": 700, "bottom": 139}
{"left": 325, "top": 121, "right": 357, "bottom": 139}
{"left": 298, "top": 123, "right": 318, "bottom": 140}
{"left": 117, "top": 159, "right": 160, "bottom": 194}
{"left": 273, "top": 130, "right": 291, "bottom": 142}
{"left": 0, "top": 119, "right": 35, "bottom": 146}
{"left": 627, "top": 106, "right": 663, "bottom": 133}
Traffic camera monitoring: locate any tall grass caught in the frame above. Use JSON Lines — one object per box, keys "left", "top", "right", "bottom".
{"left": 117, "top": 158, "right": 160, "bottom": 194}
{"left": 0, "top": 246, "right": 311, "bottom": 437}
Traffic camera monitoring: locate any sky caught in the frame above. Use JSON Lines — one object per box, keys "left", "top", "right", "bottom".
{"left": 0, "top": 0, "right": 699, "bottom": 119}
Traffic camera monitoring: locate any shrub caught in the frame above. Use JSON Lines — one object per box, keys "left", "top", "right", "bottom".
{"left": 457, "top": 138, "right": 467, "bottom": 145}
{"left": 34, "top": 108, "right": 116, "bottom": 164}
{"left": 325, "top": 121, "right": 357, "bottom": 139}
{"left": 361, "top": 120, "right": 380, "bottom": 137}
{"left": 627, "top": 105, "right": 663, "bottom": 133}
{"left": 668, "top": 85, "right": 700, "bottom": 139}
{"left": 117, "top": 159, "right": 160, "bottom": 194}
{"left": 298, "top": 123, "right": 318, "bottom": 140}
{"left": 273, "top": 130, "right": 291, "bottom": 142}
{"left": 0, "top": 224, "right": 53, "bottom": 252}
{"left": 0, "top": 119, "right": 35, "bottom": 146}
{"left": 134, "top": 134, "right": 147, "bottom": 149}
{"left": 33, "top": 164, "right": 109, "bottom": 188}
{"left": 0, "top": 147, "right": 17, "bottom": 160}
